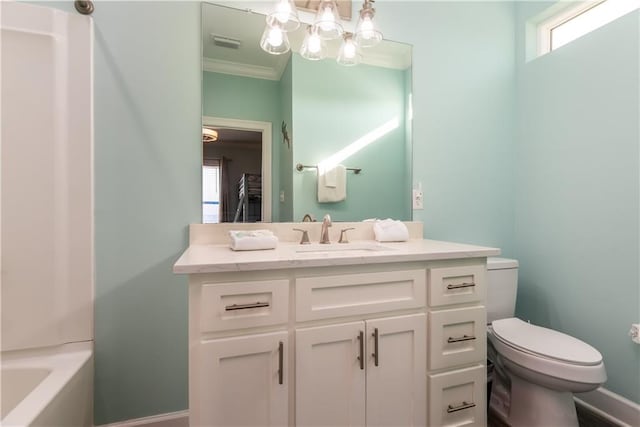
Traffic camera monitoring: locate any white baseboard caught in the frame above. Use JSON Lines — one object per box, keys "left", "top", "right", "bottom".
{"left": 96, "top": 388, "right": 639, "bottom": 427}
{"left": 96, "top": 410, "right": 189, "bottom": 427}
{"left": 575, "top": 387, "right": 640, "bottom": 427}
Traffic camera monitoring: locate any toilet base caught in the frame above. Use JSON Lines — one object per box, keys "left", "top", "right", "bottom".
{"left": 508, "top": 373, "right": 578, "bottom": 427}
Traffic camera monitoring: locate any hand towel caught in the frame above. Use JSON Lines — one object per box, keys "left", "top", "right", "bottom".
{"left": 317, "top": 164, "right": 346, "bottom": 203}
{"left": 229, "top": 229, "right": 278, "bottom": 251}
{"left": 373, "top": 219, "right": 409, "bottom": 242}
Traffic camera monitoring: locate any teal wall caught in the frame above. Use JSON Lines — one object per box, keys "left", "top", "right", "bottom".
{"left": 379, "top": 1, "right": 517, "bottom": 254}
{"left": 91, "top": 3, "right": 200, "bottom": 424}
{"left": 279, "top": 59, "right": 294, "bottom": 221}
{"left": 514, "top": 4, "right": 640, "bottom": 402}
{"left": 29, "top": 1, "right": 201, "bottom": 424}
{"left": 202, "top": 71, "right": 283, "bottom": 219}
{"left": 291, "top": 54, "right": 410, "bottom": 222}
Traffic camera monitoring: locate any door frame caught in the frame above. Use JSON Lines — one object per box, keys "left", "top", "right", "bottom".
{"left": 202, "top": 116, "right": 272, "bottom": 222}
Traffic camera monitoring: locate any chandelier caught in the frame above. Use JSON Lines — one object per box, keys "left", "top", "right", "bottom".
{"left": 260, "top": 0, "right": 383, "bottom": 66}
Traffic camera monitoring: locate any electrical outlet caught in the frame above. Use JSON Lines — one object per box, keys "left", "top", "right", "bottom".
{"left": 412, "top": 189, "right": 423, "bottom": 210}
{"left": 279, "top": 191, "right": 285, "bottom": 203}
{"left": 630, "top": 323, "right": 640, "bottom": 344}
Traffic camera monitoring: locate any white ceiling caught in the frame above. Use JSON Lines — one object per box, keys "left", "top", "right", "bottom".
{"left": 202, "top": 2, "right": 412, "bottom": 81}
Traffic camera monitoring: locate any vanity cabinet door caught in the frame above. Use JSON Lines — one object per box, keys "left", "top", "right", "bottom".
{"left": 296, "top": 322, "right": 366, "bottom": 427}
{"left": 366, "top": 314, "right": 426, "bottom": 427}
{"left": 196, "top": 331, "right": 288, "bottom": 427}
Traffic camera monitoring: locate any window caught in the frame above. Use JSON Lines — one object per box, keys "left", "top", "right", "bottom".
{"left": 538, "top": 0, "right": 639, "bottom": 56}
{"left": 203, "top": 161, "right": 220, "bottom": 224}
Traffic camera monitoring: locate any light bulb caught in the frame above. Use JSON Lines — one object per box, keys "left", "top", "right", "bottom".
{"left": 344, "top": 40, "right": 356, "bottom": 58}
{"left": 360, "top": 17, "right": 375, "bottom": 39}
{"left": 319, "top": 7, "right": 335, "bottom": 31}
{"left": 275, "top": 0, "right": 291, "bottom": 24}
{"left": 308, "top": 33, "right": 322, "bottom": 53}
{"left": 268, "top": 27, "right": 283, "bottom": 47}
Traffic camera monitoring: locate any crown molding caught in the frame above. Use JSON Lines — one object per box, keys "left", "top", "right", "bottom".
{"left": 202, "top": 57, "right": 281, "bottom": 81}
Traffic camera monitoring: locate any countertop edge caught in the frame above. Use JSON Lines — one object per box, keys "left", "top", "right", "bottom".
{"left": 173, "top": 241, "right": 501, "bottom": 274}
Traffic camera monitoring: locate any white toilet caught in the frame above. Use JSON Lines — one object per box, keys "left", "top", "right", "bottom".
{"left": 486, "top": 257, "right": 607, "bottom": 427}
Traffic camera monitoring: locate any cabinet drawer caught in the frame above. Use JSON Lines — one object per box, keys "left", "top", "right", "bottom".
{"left": 428, "top": 306, "right": 486, "bottom": 370}
{"left": 200, "top": 279, "right": 289, "bottom": 332}
{"left": 428, "top": 365, "right": 486, "bottom": 427}
{"left": 295, "top": 269, "right": 425, "bottom": 321}
{"left": 428, "top": 265, "right": 486, "bottom": 307}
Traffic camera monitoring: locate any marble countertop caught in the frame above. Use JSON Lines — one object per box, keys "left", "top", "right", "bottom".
{"left": 173, "top": 239, "right": 501, "bottom": 274}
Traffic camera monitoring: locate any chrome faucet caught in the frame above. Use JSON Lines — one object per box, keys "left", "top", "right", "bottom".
{"left": 320, "top": 214, "right": 332, "bottom": 244}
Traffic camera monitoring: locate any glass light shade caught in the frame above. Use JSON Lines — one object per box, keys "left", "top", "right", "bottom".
{"left": 337, "top": 33, "right": 360, "bottom": 66}
{"left": 260, "top": 23, "right": 291, "bottom": 55}
{"left": 354, "top": 2, "right": 382, "bottom": 48}
{"left": 313, "top": 0, "right": 343, "bottom": 40}
{"left": 300, "top": 25, "right": 325, "bottom": 61}
{"left": 266, "top": 0, "right": 300, "bottom": 32}
{"left": 202, "top": 128, "right": 218, "bottom": 143}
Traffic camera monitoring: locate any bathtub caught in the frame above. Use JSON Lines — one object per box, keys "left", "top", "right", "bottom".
{"left": 1, "top": 342, "right": 93, "bottom": 426}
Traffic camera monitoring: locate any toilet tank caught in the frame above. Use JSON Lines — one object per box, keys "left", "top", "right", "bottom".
{"left": 486, "top": 257, "right": 519, "bottom": 324}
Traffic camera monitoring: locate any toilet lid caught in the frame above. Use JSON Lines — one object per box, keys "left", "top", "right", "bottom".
{"left": 492, "top": 318, "right": 602, "bottom": 366}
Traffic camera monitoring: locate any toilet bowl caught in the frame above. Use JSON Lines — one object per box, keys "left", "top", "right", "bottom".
{"left": 486, "top": 259, "right": 607, "bottom": 427}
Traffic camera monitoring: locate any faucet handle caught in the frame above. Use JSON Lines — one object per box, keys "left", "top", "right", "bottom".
{"left": 293, "top": 228, "right": 310, "bottom": 245}
{"left": 338, "top": 227, "right": 355, "bottom": 244}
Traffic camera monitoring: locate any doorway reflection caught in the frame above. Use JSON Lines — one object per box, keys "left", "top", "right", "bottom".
{"left": 202, "top": 127, "right": 263, "bottom": 223}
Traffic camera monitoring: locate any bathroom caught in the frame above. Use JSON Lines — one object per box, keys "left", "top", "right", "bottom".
{"left": 1, "top": 0, "right": 638, "bottom": 426}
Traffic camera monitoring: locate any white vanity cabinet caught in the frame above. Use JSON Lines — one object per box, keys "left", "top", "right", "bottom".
{"left": 198, "top": 331, "right": 289, "bottom": 427}
{"left": 426, "top": 264, "right": 488, "bottom": 427}
{"left": 188, "top": 277, "right": 291, "bottom": 427}
{"left": 296, "top": 314, "right": 426, "bottom": 427}
{"left": 174, "top": 228, "right": 500, "bottom": 427}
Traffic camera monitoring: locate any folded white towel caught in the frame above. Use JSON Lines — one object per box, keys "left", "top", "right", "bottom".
{"left": 317, "top": 164, "right": 346, "bottom": 203}
{"left": 373, "top": 219, "right": 409, "bottom": 242}
{"left": 229, "top": 229, "right": 278, "bottom": 251}
{"left": 324, "top": 166, "right": 338, "bottom": 188}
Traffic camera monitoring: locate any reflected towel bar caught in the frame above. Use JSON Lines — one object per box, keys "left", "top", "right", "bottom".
{"left": 295, "top": 163, "right": 362, "bottom": 174}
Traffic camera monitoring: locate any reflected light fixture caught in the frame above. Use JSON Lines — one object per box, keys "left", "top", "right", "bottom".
{"left": 260, "top": 21, "right": 291, "bottom": 55}
{"left": 337, "top": 32, "right": 360, "bottom": 66}
{"left": 202, "top": 128, "right": 218, "bottom": 143}
{"left": 355, "top": 0, "right": 382, "bottom": 48}
{"left": 300, "top": 25, "right": 325, "bottom": 61}
{"left": 313, "top": 0, "right": 343, "bottom": 40}
{"left": 266, "top": 0, "right": 300, "bottom": 32}
{"left": 261, "top": 0, "right": 383, "bottom": 65}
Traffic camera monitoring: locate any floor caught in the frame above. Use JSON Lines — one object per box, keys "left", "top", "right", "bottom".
{"left": 487, "top": 403, "right": 620, "bottom": 427}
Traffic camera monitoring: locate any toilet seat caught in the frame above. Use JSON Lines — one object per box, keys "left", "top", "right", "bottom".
{"left": 489, "top": 318, "right": 606, "bottom": 385}
{"left": 492, "top": 318, "right": 602, "bottom": 366}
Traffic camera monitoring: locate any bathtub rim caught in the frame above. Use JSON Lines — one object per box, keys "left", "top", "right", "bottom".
{"left": 1, "top": 341, "right": 93, "bottom": 426}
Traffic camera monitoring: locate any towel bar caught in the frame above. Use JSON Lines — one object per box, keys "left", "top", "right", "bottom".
{"left": 295, "top": 163, "right": 361, "bottom": 174}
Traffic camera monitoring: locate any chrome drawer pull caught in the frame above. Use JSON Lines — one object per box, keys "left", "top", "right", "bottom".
{"left": 371, "top": 328, "right": 379, "bottom": 367}
{"left": 447, "top": 335, "right": 476, "bottom": 343}
{"left": 225, "top": 302, "right": 270, "bottom": 311}
{"left": 447, "top": 282, "right": 476, "bottom": 290}
{"left": 278, "top": 341, "right": 284, "bottom": 385}
{"left": 447, "top": 401, "right": 476, "bottom": 413}
{"left": 357, "top": 331, "right": 364, "bottom": 370}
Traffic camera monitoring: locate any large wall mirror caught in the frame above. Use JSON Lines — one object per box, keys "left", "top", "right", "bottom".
{"left": 201, "top": 1, "right": 413, "bottom": 223}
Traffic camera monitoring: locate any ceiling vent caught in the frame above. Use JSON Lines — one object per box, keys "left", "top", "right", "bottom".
{"left": 210, "top": 34, "right": 242, "bottom": 49}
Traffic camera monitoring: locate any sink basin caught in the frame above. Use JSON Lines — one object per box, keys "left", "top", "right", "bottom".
{"left": 294, "top": 242, "right": 394, "bottom": 253}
